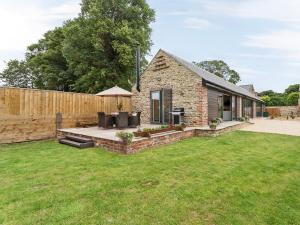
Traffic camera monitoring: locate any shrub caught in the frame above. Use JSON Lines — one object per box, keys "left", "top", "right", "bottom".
{"left": 116, "top": 131, "right": 134, "bottom": 144}
{"left": 287, "top": 92, "right": 299, "bottom": 106}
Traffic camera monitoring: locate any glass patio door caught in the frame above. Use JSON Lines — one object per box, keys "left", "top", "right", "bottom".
{"left": 151, "top": 91, "right": 161, "bottom": 123}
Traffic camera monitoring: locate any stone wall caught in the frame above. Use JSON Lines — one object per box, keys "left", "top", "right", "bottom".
{"left": 266, "top": 106, "right": 298, "bottom": 117}
{"left": 132, "top": 50, "right": 208, "bottom": 126}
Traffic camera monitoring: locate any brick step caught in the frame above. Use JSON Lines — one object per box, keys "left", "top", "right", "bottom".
{"left": 65, "top": 134, "right": 93, "bottom": 143}
{"left": 59, "top": 138, "right": 94, "bottom": 148}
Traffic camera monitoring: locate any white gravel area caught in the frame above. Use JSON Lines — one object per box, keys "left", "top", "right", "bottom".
{"left": 240, "top": 118, "right": 300, "bottom": 137}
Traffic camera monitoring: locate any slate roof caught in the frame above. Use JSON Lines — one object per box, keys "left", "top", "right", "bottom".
{"left": 240, "top": 84, "right": 254, "bottom": 92}
{"left": 96, "top": 86, "right": 132, "bottom": 96}
{"left": 161, "top": 49, "right": 262, "bottom": 101}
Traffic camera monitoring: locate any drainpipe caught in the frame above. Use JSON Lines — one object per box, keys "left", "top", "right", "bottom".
{"left": 136, "top": 44, "right": 141, "bottom": 92}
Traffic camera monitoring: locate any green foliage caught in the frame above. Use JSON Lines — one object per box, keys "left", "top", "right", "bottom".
{"left": 260, "top": 92, "right": 287, "bottom": 106}
{"left": 260, "top": 84, "right": 300, "bottom": 106}
{"left": 211, "top": 118, "right": 219, "bottom": 124}
{"left": 261, "top": 95, "right": 271, "bottom": 105}
{"left": 116, "top": 131, "right": 134, "bottom": 144}
{"left": 26, "top": 27, "right": 73, "bottom": 91}
{"left": 259, "top": 90, "right": 275, "bottom": 96}
{"left": 1, "top": 0, "right": 155, "bottom": 93}
{"left": 287, "top": 92, "right": 299, "bottom": 106}
{"left": 62, "top": 0, "right": 155, "bottom": 93}
{"left": 285, "top": 84, "right": 299, "bottom": 95}
{"left": 0, "top": 60, "right": 33, "bottom": 88}
{"left": 195, "top": 60, "right": 241, "bottom": 84}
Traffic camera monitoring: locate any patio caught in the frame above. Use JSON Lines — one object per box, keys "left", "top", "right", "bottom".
{"left": 58, "top": 124, "right": 161, "bottom": 142}
{"left": 57, "top": 121, "right": 248, "bottom": 153}
{"left": 241, "top": 118, "right": 300, "bottom": 137}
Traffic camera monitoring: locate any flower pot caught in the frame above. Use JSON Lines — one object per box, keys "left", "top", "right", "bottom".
{"left": 209, "top": 124, "right": 217, "bottom": 130}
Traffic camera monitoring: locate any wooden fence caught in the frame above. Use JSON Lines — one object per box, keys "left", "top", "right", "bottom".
{"left": 0, "top": 87, "right": 132, "bottom": 143}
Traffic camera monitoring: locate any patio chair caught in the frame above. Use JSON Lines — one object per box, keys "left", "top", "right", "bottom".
{"left": 97, "top": 112, "right": 105, "bottom": 127}
{"left": 104, "top": 115, "right": 114, "bottom": 129}
{"left": 116, "top": 112, "right": 129, "bottom": 129}
{"left": 128, "top": 115, "right": 138, "bottom": 128}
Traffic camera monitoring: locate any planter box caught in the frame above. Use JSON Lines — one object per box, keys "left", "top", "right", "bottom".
{"left": 133, "top": 131, "right": 151, "bottom": 138}
{"left": 134, "top": 127, "right": 182, "bottom": 138}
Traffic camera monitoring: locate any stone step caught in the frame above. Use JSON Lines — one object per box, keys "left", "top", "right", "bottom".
{"left": 65, "top": 134, "right": 93, "bottom": 143}
{"left": 59, "top": 138, "right": 94, "bottom": 148}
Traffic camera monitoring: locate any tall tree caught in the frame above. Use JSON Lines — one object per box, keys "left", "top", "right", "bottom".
{"left": 62, "top": 0, "right": 155, "bottom": 93}
{"left": 285, "top": 84, "right": 299, "bottom": 95}
{"left": 0, "top": 60, "right": 34, "bottom": 88}
{"left": 195, "top": 60, "right": 241, "bottom": 84}
{"left": 287, "top": 92, "right": 299, "bottom": 106}
{"left": 26, "top": 27, "right": 73, "bottom": 91}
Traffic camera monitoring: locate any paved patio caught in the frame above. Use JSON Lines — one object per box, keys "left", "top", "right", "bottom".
{"left": 240, "top": 118, "right": 300, "bottom": 137}
{"left": 58, "top": 121, "right": 245, "bottom": 142}
{"left": 58, "top": 124, "right": 161, "bottom": 141}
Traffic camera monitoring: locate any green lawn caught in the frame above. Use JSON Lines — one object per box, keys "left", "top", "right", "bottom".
{"left": 0, "top": 131, "right": 299, "bottom": 225}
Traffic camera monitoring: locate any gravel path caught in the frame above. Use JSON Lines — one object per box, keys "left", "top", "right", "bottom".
{"left": 240, "top": 118, "right": 300, "bottom": 137}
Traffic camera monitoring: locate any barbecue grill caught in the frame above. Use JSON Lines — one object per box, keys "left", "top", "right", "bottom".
{"left": 170, "top": 108, "right": 185, "bottom": 125}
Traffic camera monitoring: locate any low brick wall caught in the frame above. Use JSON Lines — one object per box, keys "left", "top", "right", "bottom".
{"left": 195, "top": 122, "right": 250, "bottom": 137}
{"left": 127, "top": 129, "right": 196, "bottom": 154}
{"left": 57, "top": 122, "right": 248, "bottom": 154}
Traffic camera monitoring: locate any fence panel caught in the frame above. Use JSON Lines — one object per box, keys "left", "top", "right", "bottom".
{"left": 0, "top": 87, "right": 132, "bottom": 143}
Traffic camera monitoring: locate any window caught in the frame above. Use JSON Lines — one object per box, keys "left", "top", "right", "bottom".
{"left": 151, "top": 91, "right": 161, "bottom": 123}
{"left": 232, "top": 96, "right": 237, "bottom": 120}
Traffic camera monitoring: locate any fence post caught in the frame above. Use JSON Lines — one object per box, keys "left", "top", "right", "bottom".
{"left": 56, "top": 112, "right": 62, "bottom": 130}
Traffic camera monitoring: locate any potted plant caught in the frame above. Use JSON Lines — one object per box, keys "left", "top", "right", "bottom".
{"left": 116, "top": 131, "right": 134, "bottom": 144}
{"left": 209, "top": 119, "right": 218, "bottom": 130}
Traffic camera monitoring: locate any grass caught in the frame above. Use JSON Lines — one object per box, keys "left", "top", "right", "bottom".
{"left": 0, "top": 131, "right": 299, "bottom": 225}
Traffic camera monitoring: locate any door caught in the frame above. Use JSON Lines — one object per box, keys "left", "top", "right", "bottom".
{"left": 151, "top": 91, "right": 161, "bottom": 123}
{"left": 223, "top": 95, "right": 232, "bottom": 121}
{"left": 162, "top": 89, "right": 172, "bottom": 124}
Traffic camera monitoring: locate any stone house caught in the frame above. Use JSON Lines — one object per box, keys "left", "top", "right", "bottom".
{"left": 132, "top": 49, "right": 264, "bottom": 126}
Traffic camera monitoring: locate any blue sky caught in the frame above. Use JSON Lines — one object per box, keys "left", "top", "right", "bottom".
{"left": 0, "top": 0, "right": 299, "bottom": 92}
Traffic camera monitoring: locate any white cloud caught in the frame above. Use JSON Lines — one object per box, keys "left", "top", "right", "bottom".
{"left": 204, "top": 0, "right": 300, "bottom": 22}
{"left": 184, "top": 18, "right": 211, "bottom": 30}
{"left": 244, "top": 30, "right": 300, "bottom": 60}
{"left": 0, "top": 1, "right": 80, "bottom": 52}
